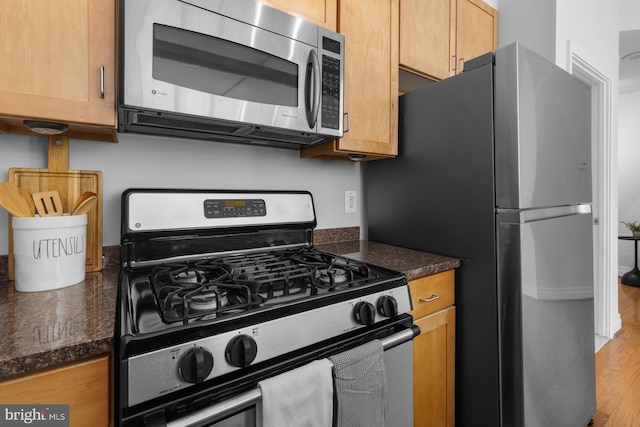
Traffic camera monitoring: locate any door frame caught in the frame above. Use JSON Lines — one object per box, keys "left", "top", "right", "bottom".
{"left": 566, "top": 40, "right": 621, "bottom": 339}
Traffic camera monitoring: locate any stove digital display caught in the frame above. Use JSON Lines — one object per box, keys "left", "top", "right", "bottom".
{"left": 204, "top": 199, "right": 266, "bottom": 218}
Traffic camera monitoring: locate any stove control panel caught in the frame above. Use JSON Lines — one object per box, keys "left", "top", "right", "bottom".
{"left": 204, "top": 199, "right": 266, "bottom": 218}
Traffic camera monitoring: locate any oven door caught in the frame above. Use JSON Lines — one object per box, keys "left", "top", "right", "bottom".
{"left": 121, "top": 0, "right": 320, "bottom": 134}
{"left": 163, "top": 327, "right": 417, "bottom": 427}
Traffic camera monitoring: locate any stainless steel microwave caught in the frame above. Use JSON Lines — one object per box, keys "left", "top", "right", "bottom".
{"left": 118, "top": 0, "right": 344, "bottom": 149}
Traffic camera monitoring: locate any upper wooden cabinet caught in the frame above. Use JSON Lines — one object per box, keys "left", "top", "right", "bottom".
{"left": 0, "top": 0, "right": 117, "bottom": 142}
{"left": 300, "top": 0, "right": 399, "bottom": 161}
{"left": 400, "top": 0, "right": 497, "bottom": 82}
{"left": 257, "top": 0, "right": 338, "bottom": 30}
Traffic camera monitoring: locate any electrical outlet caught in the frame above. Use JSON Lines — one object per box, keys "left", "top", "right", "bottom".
{"left": 345, "top": 191, "right": 357, "bottom": 213}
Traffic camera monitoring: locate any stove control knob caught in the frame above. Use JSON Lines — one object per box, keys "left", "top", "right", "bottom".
{"left": 178, "top": 347, "right": 214, "bottom": 384}
{"left": 226, "top": 335, "right": 258, "bottom": 368}
{"left": 354, "top": 301, "right": 376, "bottom": 325}
{"left": 377, "top": 295, "right": 398, "bottom": 318}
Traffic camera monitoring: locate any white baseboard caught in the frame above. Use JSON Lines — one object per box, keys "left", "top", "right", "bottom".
{"left": 619, "top": 265, "right": 633, "bottom": 276}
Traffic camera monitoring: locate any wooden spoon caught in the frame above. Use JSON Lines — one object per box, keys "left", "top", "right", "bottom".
{"left": 16, "top": 186, "right": 36, "bottom": 217}
{"left": 0, "top": 182, "right": 34, "bottom": 217}
{"left": 32, "top": 190, "right": 64, "bottom": 216}
{"left": 71, "top": 192, "right": 97, "bottom": 216}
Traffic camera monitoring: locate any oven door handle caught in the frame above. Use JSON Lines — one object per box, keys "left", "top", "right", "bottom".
{"left": 166, "top": 327, "right": 419, "bottom": 427}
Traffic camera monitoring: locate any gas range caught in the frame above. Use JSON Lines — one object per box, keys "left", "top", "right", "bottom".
{"left": 115, "top": 190, "right": 414, "bottom": 426}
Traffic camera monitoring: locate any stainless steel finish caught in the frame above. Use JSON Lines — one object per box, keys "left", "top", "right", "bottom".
{"left": 418, "top": 294, "right": 440, "bottom": 303}
{"left": 366, "top": 42, "right": 596, "bottom": 427}
{"left": 100, "top": 65, "right": 104, "bottom": 98}
{"left": 181, "top": 0, "right": 318, "bottom": 44}
{"left": 497, "top": 204, "right": 591, "bottom": 224}
{"left": 494, "top": 43, "right": 592, "bottom": 209}
{"left": 120, "top": 0, "right": 344, "bottom": 145}
{"left": 166, "top": 328, "right": 416, "bottom": 427}
{"left": 305, "top": 49, "right": 320, "bottom": 128}
{"left": 127, "top": 286, "right": 412, "bottom": 406}
{"left": 124, "top": 191, "right": 315, "bottom": 233}
{"left": 497, "top": 207, "right": 595, "bottom": 426}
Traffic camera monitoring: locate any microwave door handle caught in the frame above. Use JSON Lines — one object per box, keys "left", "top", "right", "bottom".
{"left": 305, "top": 49, "right": 321, "bottom": 129}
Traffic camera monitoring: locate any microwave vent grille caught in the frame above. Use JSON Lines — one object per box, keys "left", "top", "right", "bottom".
{"left": 133, "top": 113, "right": 245, "bottom": 135}
{"left": 248, "top": 128, "right": 324, "bottom": 145}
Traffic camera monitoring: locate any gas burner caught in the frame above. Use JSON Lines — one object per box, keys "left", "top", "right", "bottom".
{"left": 189, "top": 290, "right": 229, "bottom": 311}
{"left": 174, "top": 269, "right": 204, "bottom": 283}
{"left": 315, "top": 267, "right": 348, "bottom": 286}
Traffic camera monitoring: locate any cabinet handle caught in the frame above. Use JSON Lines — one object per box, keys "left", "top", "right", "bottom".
{"left": 343, "top": 112, "right": 350, "bottom": 133}
{"left": 458, "top": 57, "right": 465, "bottom": 73}
{"left": 419, "top": 294, "right": 440, "bottom": 303}
{"left": 452, "top": 55, "right": 457, "bottom": 71}
{"left": 100, "top": 65, "right": 105, "bottom": 98}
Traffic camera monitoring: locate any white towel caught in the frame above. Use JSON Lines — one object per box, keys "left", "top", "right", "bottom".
{"left": 258, "top": 358, "right": 333, "bottom": 427}
{"left": 329, "top": 340, "right": 387, "bottom": 427}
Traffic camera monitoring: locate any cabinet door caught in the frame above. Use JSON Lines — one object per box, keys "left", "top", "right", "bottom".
{"left": 336, "top": 0, "right": 398, "bottom": 157}
{"left": 400, "top": 0, "right": 455, "bottom": 81}
{"left": 301, "top": 0, "right": 399, "bottom": 160}
{"left": 413, "top": 306, "right": 456, "bottom": 427}
{"left": 455, "top": 0, "right": 498, "bottom": 73}
{"left": 258, "top": 0, "right": 337, "bottom": 30}
{"left": 0, "top": 0, "right": 116, "bottom": 129}
{"left": 0, "top": 356, "right": 110, "bottom": 427}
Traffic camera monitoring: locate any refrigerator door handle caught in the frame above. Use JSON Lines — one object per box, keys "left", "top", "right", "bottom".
{"left": 497, "top": 204, "right": 591, "bottom": 224}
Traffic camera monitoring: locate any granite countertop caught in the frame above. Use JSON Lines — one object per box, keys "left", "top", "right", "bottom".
{"left": 315, "top": 240, "right": 460, "bottom": 282}
{"left": 0, "top": 235, "right": 459, "bottom": 379}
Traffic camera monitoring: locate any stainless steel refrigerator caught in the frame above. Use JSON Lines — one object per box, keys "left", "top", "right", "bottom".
{"left": 366, "top": 42, "right": 596, "bottom": 427}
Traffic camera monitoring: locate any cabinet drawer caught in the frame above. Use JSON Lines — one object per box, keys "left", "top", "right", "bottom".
{"left": 409, "top": 269, "right": 455, "bottom": 319}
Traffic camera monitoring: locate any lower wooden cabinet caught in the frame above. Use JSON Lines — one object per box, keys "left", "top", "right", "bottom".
{"left": 409, "top": 270, "right": 456, "bottom": 427}
{"left": 0, "top": 355, "right": 110, "bottom": 427}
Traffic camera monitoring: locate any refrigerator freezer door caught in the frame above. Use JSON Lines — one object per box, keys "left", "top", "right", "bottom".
{"left": 498, "top": 208, "right": 596, "bottom": 427}
{"left": 494, "top": 43, "right": 592, "bottom": 209}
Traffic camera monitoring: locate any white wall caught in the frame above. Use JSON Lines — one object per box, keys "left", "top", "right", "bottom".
{"left": 497, "top": 0, "right": 556, "bottom": 61}
{"left": 0, "top": 132, "right": 364, "bottom": 254}
{"left": 617, "top": 0, "right": 640, "bottom": 272}
{"left": 617, "top": 91, "right": 640, "bottom": 271}
{"left": 620, "top": 0, "right": 640, "bottom": 31}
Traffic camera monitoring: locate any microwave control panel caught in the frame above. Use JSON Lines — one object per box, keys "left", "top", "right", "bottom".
{"left": 321, "top": 54, "right": 341, "bottom": 130}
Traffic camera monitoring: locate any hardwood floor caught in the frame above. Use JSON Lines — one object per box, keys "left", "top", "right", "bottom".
{"left": 591, "top": 279, "right": 640, "bottom": 426}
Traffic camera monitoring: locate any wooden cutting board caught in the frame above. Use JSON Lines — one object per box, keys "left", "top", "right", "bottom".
{"left": 8, "top": 136, "right": 103, "bottom": 279}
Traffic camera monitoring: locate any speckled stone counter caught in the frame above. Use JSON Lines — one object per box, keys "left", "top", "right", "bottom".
{"left": 0, "top": 245, "right": 121, "bottom": 379}
{"left": 0, "top": 268, "right": 118, "bottom": 378}
{"left": 0, "top": 229, "right": 459, "bottom": 379}
{"left": 315, "top": 240, "right": 460, "bottom": 281}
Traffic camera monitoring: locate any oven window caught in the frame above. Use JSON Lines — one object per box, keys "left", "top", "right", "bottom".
{"left": 152, "top": 24, "right": 298, "bottom": 107}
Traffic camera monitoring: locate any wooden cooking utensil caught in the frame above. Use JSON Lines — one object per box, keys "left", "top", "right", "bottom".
{"left": 16, "top": 186, "right": 36, "bottom": 217}
{"left": 0, "top": 182, "right": 34, "bottom": 217}
{"left": 32, "top": 190, "right": 64, "bottom": 216}
{"left": 71, "top": 192, "right": 97, "bottom": 215}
